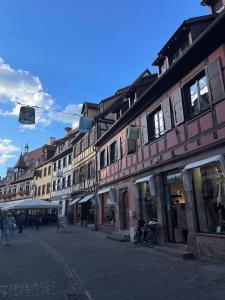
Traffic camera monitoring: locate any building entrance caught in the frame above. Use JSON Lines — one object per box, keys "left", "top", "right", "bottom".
{"left": 164, "top": 170, "right": 188, "bottom": 243}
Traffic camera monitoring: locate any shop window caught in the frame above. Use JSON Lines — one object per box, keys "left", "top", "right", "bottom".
{"left": 184, "top": 71, "right": 210, "bottom": 118}
{"left": 100, "top": 149, "right": 106, "bottom": 169}
{"left": 193, "top": 162, "right": 225, "bottom": 234}
{"left": 110, "top": 141, "right": 116, "bottom": 164}
{"left": 101, "top": 193, "right": 115, "bottom": 224}
{"left": 147, "top": 106, "right": 165, "bottom": 142}
{"left": 139, "top": 182, "right": 157, "bottom": 221}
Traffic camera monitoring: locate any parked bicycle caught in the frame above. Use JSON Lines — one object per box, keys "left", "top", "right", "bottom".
{"left": 134, "top": 217, "right": 159, "bottom": 247}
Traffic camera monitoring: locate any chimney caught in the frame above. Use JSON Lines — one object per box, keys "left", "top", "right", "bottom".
{"left": 47, "top": 137, "right": 56, "bottom": 145}
{"left": 65, "top": 127, "right": 72, "bottom": 136}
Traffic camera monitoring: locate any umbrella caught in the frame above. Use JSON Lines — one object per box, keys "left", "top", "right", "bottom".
{"left": 2, "top": 198, "right": 60, "bottom": 210}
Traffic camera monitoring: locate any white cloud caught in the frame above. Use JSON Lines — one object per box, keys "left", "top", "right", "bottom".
{"left": 0, "top": 139, "right": 20, "bottom": 165}
{"left": 0, "top": 57, "right": 82, "bottom": 128}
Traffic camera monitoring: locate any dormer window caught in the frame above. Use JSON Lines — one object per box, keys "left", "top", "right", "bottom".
{"left": 159, "top": 59, "right": 167, "bottom": 75}
{"left": 212, "top": 0, "right": 224, "bottom": 13}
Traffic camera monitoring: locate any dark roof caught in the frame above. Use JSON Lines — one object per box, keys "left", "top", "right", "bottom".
{"left": 152, "top": 15, "right": 215, "bottom": 65}
{"left": 81, "top": 102, "right": 98, "bottom": 114}
{"left": 14, "top": 154, "right": 27, "bottom": 169}
{"left": 201, "top": 0, "right": 210, "bottom": 5}
{"left": 95, "top": 10, "right": 225, "bottom": 147}
{"left": 95, "top": 69, "right": 155, "bottom": 120}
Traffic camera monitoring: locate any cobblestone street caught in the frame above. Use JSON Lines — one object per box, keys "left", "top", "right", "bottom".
{"left": 1, "top": 225, "right": 225, "bottom": 300}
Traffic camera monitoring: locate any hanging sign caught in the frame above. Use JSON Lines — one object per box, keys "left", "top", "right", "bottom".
{"left": 19, "top": 106, "right": 35, "bottom": 125}
{"left": 127, "top": 125, "right": 140, "bottom": 140}
{"left": 79, "top": 116, "right": 93, "bottom": 134}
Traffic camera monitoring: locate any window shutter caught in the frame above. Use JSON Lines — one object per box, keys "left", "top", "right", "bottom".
{"left": 140, "top": 114, "right": 149, "bottom": 145}
{"left": 117, "top": 138, "right": 122, "bottom": 160}
{"left": 161, "top": 98, "right": 172, "bottom": 132}
{"left": 97, "top": 151, "right": 100, "bottom": 171}
{"left": 171, "top": 88, "right": 184, "bottom": 125}
{"left": 206, "top": 57, "right": 225, "bottom": 104}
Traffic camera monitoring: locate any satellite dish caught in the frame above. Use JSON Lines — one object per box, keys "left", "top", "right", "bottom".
{"left": 19, "top": 106, "right": 35, "bottom": 125}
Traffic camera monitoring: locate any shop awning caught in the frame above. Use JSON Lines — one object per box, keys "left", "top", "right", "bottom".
{"left": 68, "top": 198, "right": 81, "bottom": 206}
{"left": 98, "top": 187, "right": 112, "bottom": 195}
{"left": 2, "top": 198, "right": 60, "bottom": 210}
{"left": 79, "top": 194, "right": 95, "bottom": 204}
{"left": 184, "top": 155, "right": 225, "bottom": 171}
{"left": 183, "top": 155, "right": 225, "bottom": 192}
{"left": 134, "top": 175, "right": 156, "bottom": 197}
{"left": 135, "top": 176, "right": 152, "bottom": 184}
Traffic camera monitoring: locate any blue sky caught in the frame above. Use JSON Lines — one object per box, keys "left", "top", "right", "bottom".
{"left": 0, "top": 0, "right": 208, "bottom": 176}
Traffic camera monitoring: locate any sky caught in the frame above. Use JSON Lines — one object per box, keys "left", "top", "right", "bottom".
{"left": 0, "top": 0, "right": 208, "bottom": 177}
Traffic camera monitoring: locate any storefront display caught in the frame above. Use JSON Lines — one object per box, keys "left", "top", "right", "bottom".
{"left": 139, "top": 181, "right": 157, "bottom": 221}
{"left": 192, "top": 162, "right": 225, "bottom": 234}
{"left": 101, "top": 192, "right": 115, "bottom": 224}
{"left": 164, "top": 170, "right": 188, "bottom": 243}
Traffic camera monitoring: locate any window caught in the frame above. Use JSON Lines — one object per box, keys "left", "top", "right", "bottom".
{"left": 47, "top": 183, "right": 51, "bottom": 194}
{"left": 63, "top": 157, "right": 67, "bottom": 167}
{"left": 184, "top": 72, "right": 210, "bottom": 118}
{"left": 159, "top": 59, "right": 167, "bottom": 75}
{"left": 53, "top": 181, "right": 56, "bottom": 191}
{"left": 57, "top": 179, "right": 61, "bottom": 190}
{"left": 192, "top": 162, "right": 225, "bottom": 235}
{"left": 101, "top": 193, "right": 115, "bottom": 224}
{"left": 100, "top": 150, "right": 106, "bottom": 169}
{"left": 38, "top": 186, "right": 41, "bottom": 196}
{"left": 53, "top": 162, "right": 57, "bottom": 171}
{"left": 44, "top": 168, "right": 47, "bottom": 177}
{"left": 110, "top": 141, "right": 116, "bottom": 164}
{"left": 73, "top": 145, "right": 76, "bottom": 158}
{"left": 42, "top": 185, "right": 45, "bottom": 195}
{"left": 88, "top": 161, "right": 92, "bottom": 179}
{"left": 147, "top": 106, "right": 165, "bottom": 142}
{"left": 58, "top": 159, "right": 61, "bottom": 170}
{"left": 80, "top": 140, "right": 84, "bottom": 153}
{"left": 62, "top": 177, "right": 66, "bottom": 189}
{"left": 48, "top": 165, "right": 51, "bottom": 175}
{"left": 79, "top": 167, "right": 84, "bottom": 182}
{"left": 211, "top": 0, "right": 224, "bottom": 13}
{"left": 67, "top": 175, "right": 71, "bottom": 187}
{"left": 39, "top": 170, "right": 42, "bottom": 178}
{"left": 25, "top": 182, "right": 30, "bottom": 191}
{"left": 68, "top": 154, "right": 72, "bottom": 165}
{"left": 127, "top": 139, "right": 137, "bottom": 155}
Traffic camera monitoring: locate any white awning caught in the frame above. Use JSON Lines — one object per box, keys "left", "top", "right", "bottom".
{"left": 79, "top": 194, "right": 95, "bottom": 204}
{"left": 134, "top": 175, "right": 156, "bottom": 197}
{"left": 184, "top": 155, "right": 225, "bottom": 171}
{"left": 68, "top": 198, "right": 81, "bottom": 206}
{"left": 98, "top": 188, "right": 112, "bottom": 195}
{"left": 183, "top": 155, "right": 225, "bottom": 192}
{"left": 2, "top": 198, "right": 60, "bottom": 210}
{"left": 135, "top": 176, "right": 152, "bottom": 184}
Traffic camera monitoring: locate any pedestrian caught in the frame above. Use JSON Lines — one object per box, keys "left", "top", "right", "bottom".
{"left": 17, "top": 212, "right": 25, "bottom": 233}
{"left": 2, "top": 212, "right": 14, "bottom": 244}
{"left": 34, "top": 212, "right": 42, "bottom": 230}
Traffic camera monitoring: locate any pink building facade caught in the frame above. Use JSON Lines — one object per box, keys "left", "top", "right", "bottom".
{"left": 95, "top": 8, "right": 225, "bottom": 259}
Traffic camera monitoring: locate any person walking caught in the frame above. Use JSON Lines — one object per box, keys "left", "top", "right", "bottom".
{"left": 17, "top": 212, "right": 25, "bottom": 233}
{"left": 2, "top": 212, "right": 14, "bottom": 244}
{"left": 34, "top": 212, "right": 42, "bottom": 230}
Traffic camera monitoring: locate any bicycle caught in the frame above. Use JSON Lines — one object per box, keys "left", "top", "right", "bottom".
{"left": 143, "top": 220, "right": 159, "bottom": 247}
